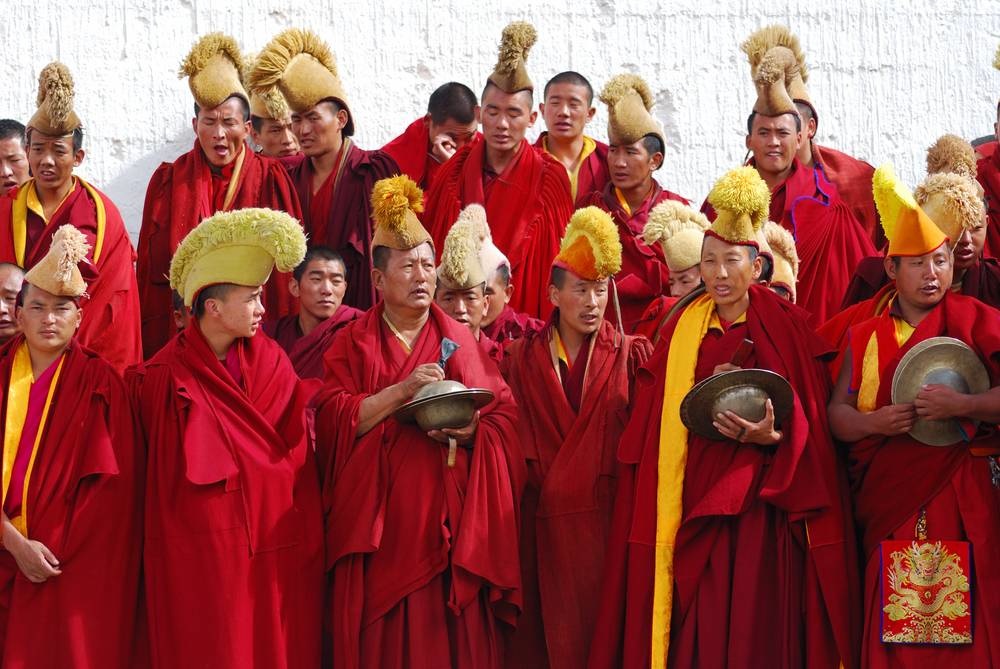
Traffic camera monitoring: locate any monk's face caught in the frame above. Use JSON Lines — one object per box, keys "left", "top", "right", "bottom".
{"left": 607, "top": 137, "right": 661, "bottom": 191}
{"left": 952, "top": 218, "right": 987, "bottom": 272}
{"left": 745, "top": 113, "right": 801, "bottom": 179}
{"left": 0, "top": 265, "right": 24, "bottom": 344}
{"left": 426, "top": 115, "right": 478, "bottom": 154}
{"left": 549, "top": 271, "right": 608, "bottom": 336}
{"left": 203, "top": 285, "right": 265, "bottom": 339}
{"left": 0, "top": 136, "right": 29, "bottom": 194}
{"left": 435, "top": 283, "right": 487, "bottom": 336}
{"left": 27, "top": 131, "right": 82, "bottom": 194}
{"left": 668, "top": 265, "right": 701, "bottom": 298}
{"left": 16, "top": 283, "right": 81, "bottom": 355}
{"left": 373, "top": 243, "right": 436, "bottom": 313}
{"left": 482, "top": 270, "right": 513, "bottom": 326}
{"left": 540, "top": 83, "right": 595, "bottom": 142}
{"left": 292, "top": 101, "right": 349, "bottom": 158}
{"left": 290, "top": 257, "right": 347, "bottom": 322}
{"left": 886, "top": 244, "right": 953, "bottom": 313}
{"left": 700, "top": 235, "right": 762, "bottom": 312}
{"left": 193, "top": 97, "right": 250, "bottom": 167}
{"left": 251, "top": 115, "right": 300, "bottom": 158}
{"left": 480, "top": 86, "right": 536, "bottom": 154}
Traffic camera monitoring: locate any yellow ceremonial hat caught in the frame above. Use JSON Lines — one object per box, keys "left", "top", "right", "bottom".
{"left": 478, "top": 220, "right": 511, "bottom": 279}
{"left": 873, "top": 163, "right": 948, "bottom": 257}
{"left": 752, "top": 46, "right": 799, "bottom": 117}
{"left": 487, "top": 22, "right": 537, "bottom": 94}
{"left": 370, "top": 175, "right": 432, "bottom": 252}
{"left": 438, "top": 205, "right": 489, "bottom": 290}
{"left": 926, "top": 134, "right": 978, "bottom": 180}
{"left": 600, "top": 73, "right": 665, "bottom": 148}
{"left": 27, "top": 62, "right": 82, "bottom": 137}
{"left": 180, "top": 33, "right": 248, "bottom": 110}
{"left": 764, "top": 221, "right": 799, "bottom": 301}
{"left": 169, "top": 208, "right": 306, "bottom": 307}
{"left": 23, "top": 225, "right": 89, "bottom": 298}
{"left": 249, "top": 29, "right": 354, "bottom": 135}
{"left": 705, "top": 167, "right": 771, "bottom": 247}
{"left": 243, "top": 51, "right": 290, "bottom": 120}
{"left": 742, "top": 25, "right": 810, "bottom": 106}
{"left": 642, "top": 200, "right": 709, "bottom": 272}
{"left": 914, "top": 173, "right": 986, "bottom": 242}
{"left": 553, "top": 207, "right": 622, "bottom": 281}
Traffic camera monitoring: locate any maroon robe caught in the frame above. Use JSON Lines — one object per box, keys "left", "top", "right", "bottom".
{"left": 632, "top": 295, "right": 680, "bottom": 345}
{"left": 263, "top": 305, "right": 363, "bottom": 379}
{"left": 811, "top": 144, "right": 882, "bottom": 249}
{"left": 534, "top": 133, "right": 611, "bottom": 206}
{"left": 481, "top": 305, "right": 544, "bottom": 352}
{"left": 976, "top": 140, "right": 1000, "bottom": 258}
{"left": 380, "top": 116, "right": 478, "bottom": 192}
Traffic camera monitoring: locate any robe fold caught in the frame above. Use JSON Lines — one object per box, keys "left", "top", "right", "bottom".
{"left": 313, "top": 303, "right": 524, "bottom": 669}
{"left": 534, "top": 133, "right": 611, "bottom": 206}
{"left": 264, "top": 305, "right": 363, "bottom": 379}
{"left": 0, "top": 338, "right": 142, "bottom": 668}
{"left": 632, "top": 295, "right": 680, "bottom": 345}
{"left": 128, "top": 323, "right": 324, "bottom": 669}
{"left": 839, "top": 292, "right": 1000, "bottom": 668}
{"left": 589, "top": 285, "right": 860, "bottom": 669}
{"left": 138, "top": 143, "right": 303, "bottom": 358}
{"left": 423, "top": 139, "right": 574, "bottom": 320}
{"left": 502, "top": 318, "right": 651, "bottom": 669}
{"left": 0, "top": 179, "right": 141, "bottom": 373}
{"left": 976, "top": 142, "right": 1000, "bottom": 258}
{"left": 811, "top": 144, "right": 882, "bottom": 249}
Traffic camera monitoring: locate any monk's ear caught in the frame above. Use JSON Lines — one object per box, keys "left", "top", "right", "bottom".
{"left": 884, "top": 255, "right": 897, "bottom": 281}
{"left": 371, "top": 267, "right": 385, "bottom": 294}
{"left": 548, "top": 283, "right": 559, "bottom": 308}
{"left": 192, "top": 117, "right": 198, "bottom": 136}
{"left": 751, "top": 253, "right": 763, "bottom": 281}
{"left": 528, "top": 109, "right": 538, "bottom": 127}
{"left": 288, "top": 277, "right": 300, "bottom": 298}
{"left": 744, "top": 133, "right": 752, "bottom": 152}
{"left": 73, "top": 149, "right": 85, "bottom": 168}
{"left": 337, "top": 109, "right": 350, "bottom": 132}
{"left": 586, "top": 106, "right": 596, "bottom": 122}
{"left": 807, "top": 116, "right": 817, "bottom": 140}
{"left": 504, "top": 282, "right": 514, "bottom": 304}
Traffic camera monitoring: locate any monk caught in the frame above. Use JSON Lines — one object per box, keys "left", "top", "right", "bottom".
{"left": 535, "top": 71, "right": 609, "bottom": 206}
{"left": 138, "top": 34, "right": 302, "bottom": 358}
{"left": 0, "top": 62, "right": 141, "bottom": 374}
{"left": 590, "top": 167, "right": 860, "bottom": 669}
{"left": 249, "top": 28, "right": 397, "bottom": 312}
{"left": 383, "top": 82, "right": 480, "bottom": 191}
{"left": 0, "top": 120, "right": 28, "bottom": 195}
{"left": 264, "top": 246, "right": 362, "bottom": 379}
{"left": 423, "top": 22, "right": 574, "bottom": 320}
{"left": 828, "top": 168, "right": 1000, "bottom": 666}
{"left": 313, "top": 175, "right": 523, "bottom": 669}
{"left": 0, "top": 226, "right": 142, "bottom": 667}
{"left": 0, "top": 264, "right": 24, "bottom": 346}
{"left": 130, "top": 208, "right": 323, "bottom": 668}
{"left": 976, "top": 96, "right": 1000, "bottom": 257}
{"left": 503, "top": 207, "right": 651, "bottom": 669}
{"left": 249, "top": 93, "right": 300, "bottom": 158}
{"left": 479, "top": 238, "right": 544, "bottom": 349}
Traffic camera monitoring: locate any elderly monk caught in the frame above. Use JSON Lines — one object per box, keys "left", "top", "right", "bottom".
{"left": 0, "top": 63, "right": 141, "bottom": 374}
{"left": 590, "top": 166, "right": 860, "bottom": 669}
{"left": 313, "top": 175, "right": 523, "bottom": 669}
{"left": 423, "top": 22, "right": 574, "bottom": 320}
{"left": 503, "top": 207, "right": 651, "bottom": 669}
{"left": 0, "top": 263, "right": 24, "bottom": 346}
{"left": 129, "top": 208, "right": 323, "bottom": 668}
{"left": 0, "top": 226, "right": 142, "bottom": 667}
{"left": 138, "top": 33, "right": 303, "bottom": 358}
{"left": 535, "top": 71, "right": 609, "bottom": 206}
{"left": 383, "top": 82, "right": 481, "bottom": 191}
{"left": 249, "top": 28, "right": 397, "bottom": 312}
{"left": 829, "top": 164, "right": 1000, "bottom": 667}
{"left": 264, "top": 246, "right": 362, "bottom": 380}
{"left": 0, "top": 120, "right": 28, "bottom": 196}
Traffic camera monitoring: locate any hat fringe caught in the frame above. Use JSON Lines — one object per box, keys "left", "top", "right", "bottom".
{"left": 179, "top": 32, "right": 244, "bottom": 80}
{"left": 707, "top": 166, "right": 771, "bottom": 234}
{"left": 51, "top": 224, "right": 90, "bottom": 285}
{"left": 926, "top": 134, "right": 976, "bottom": 180}
{"left": 642, "top": 200, "right": 709, "bottom": 246}
{"left": 741, "top": 25, "right": 808, "bottom": 82}
{"left": 599, "top": 73, "right": 653, "bottom": 111}
{"left": 873, "top": 163, "right": 915, "bottom": 242}
{"left": 249, "top": 28, "right": 337, "bottom": 94}
{"left": 36, "top": 62, "right": 75, "bottom": 127}
{"left": 495, "top": 22, "right": 537, "bottom": 75}
{"left": 371, "top": 175, "right": 424, "bottom": 234}
{"left": 914, "top": 173, "right": 986, "bottom": 233}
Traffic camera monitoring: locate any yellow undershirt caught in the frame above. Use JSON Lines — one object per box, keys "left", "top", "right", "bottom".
{"left": 543, "top": 135, "right": 596, "bottom": 201}
{"left": 25, "top": 177, "right": 77, "bottom": 223}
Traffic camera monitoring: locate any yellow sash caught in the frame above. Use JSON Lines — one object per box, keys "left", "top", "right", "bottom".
{"left": 12, "top": 177, "right": 107, "bottom": 266}
{"left": 857, "top": 316, "right": 915, "bottom": 413}
{"left": 221, "top": 145, "right": 247, "bottom": 212}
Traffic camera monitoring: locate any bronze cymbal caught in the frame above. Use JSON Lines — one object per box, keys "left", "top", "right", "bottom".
{"left": 680, "top": 368, "right": 794, "bottom": 441}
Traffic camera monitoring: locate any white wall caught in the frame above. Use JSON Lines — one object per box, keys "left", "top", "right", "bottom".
{"left": 3, "top": 0, "right": 999, "bottom": 240}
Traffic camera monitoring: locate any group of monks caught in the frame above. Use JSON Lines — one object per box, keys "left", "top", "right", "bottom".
{"left": 0, "top": 17, "right": 1000, "bottom": 669}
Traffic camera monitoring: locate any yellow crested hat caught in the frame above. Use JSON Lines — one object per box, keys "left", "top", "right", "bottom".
{"left": 169, "top": 208, "right": 306, "bottom": 307}
{"left": 27, "top": 62, "right": 82, "bottom": 137}
{"left": 243, "top": 51, "right": 290, "bottom": 120}
{"left": 600, "top": 73, "right": 665, "bottom": 147}
{"left": 370, "top": 175, "right": 432, "bottom": 252}
{"left": 438, "top": 205, "right": 489, "bottom": 290}
{"left": 706, "top": 167, "right": 771, "bottom": 247}
{"left": 23, "top": 225, "right": 89, "bottom": 298}
{"left": 763, "top": 221, "right": 799, "bottom": 301}
{"left": 873, "top": 163, "right": 948, "bottom": 257}
{"left": 642, "top": 200, "right": 709, "bottom": 272}
{"left": 742, "top": 25, "right": 810, "bottom": 105}
{"left": 752, "top": 46, "right": 799, "bottom": 116}
{"left": 553, "top": 206, "right": 622, "bottom": 281}
{"left": 914, "top": 173, "right": 986, "bottom": 242}
{"left": 487, "top": 22, "right": 537, "bottom": 94}
{"left": 180, "top": 33, "right": 248, "bottom": 110}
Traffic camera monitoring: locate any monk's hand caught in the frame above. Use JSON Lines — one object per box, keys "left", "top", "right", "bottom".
{"left": 399, "top": 363, "right": 446, "bottom": 401}
{"left": 914, "top": 384, "right": 965, "bottom": 421}
{"left": 712, "top": 362, "right": 741, "bottom": 376}
{"left": 430, "top": 134, "right": 458, "bottom": 163}
{"left": 865, "top": 403, "right": 917, "bottom": 436}
{"left": 428, "top": 411, "right": 480, "bottom": 446}
{"left": 4, "top": 524, "right": 61, "bottom": 583}
{"left": 713, "top": 399, "right": 782, "bottom": 446}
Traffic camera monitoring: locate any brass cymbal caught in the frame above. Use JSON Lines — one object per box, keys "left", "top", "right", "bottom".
{"left": 680, "top": 368, "right": 794, "bottom": 441}
{"left": 393, "top": 380, "right": 494, "bottom": 432}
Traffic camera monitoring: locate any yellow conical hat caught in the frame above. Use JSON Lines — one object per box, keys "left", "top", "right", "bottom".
{"left": 741, "top": 25, "right": 810, "bottom": 104}
{"left": 600, "top": 74, "right": 665, "bottom": 147}
{"left": 764, "top": 221, "right": 799, "bottom": 301}
{"left": 370, "top": 175, "right": 431, "bottom": 251}
{"left": 873, "top": 163, "right": 948, "bottom": 257}
{"left": 23, "top": 225, "right": 89, "bottom": 298}
{"left": 487, "top": 22, "right": 537, "bottom": 93}
{"left": 553, "top": 207, "right": 622, "bottom": 281}
{"left": 180, "top": 33, "right": 248, "bottom": 110}
{"left": 706, "top": 167, "right": 771, "bottom": 247}
{"left": 642, "top": 200, "right": 709, "bottom": 272}
{"left": 438, "top": 205, "right": 489, "bottom": 290}
{"left": 914, "top": 173, "right": 986, "bottom": 242}
{"left": 926, "top": 134, "right": 977, "bottom": 180}
{"left": 27, "top": 62, "right": 82, "bottom": 137}
{"left": 752, "top": 46, "right": 799, "bottom": 116}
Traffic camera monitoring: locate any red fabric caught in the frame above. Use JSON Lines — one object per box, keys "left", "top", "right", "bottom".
{"left": 284, "top": 146, "right": 399, "bottom": 313}
{"left": 589, "top": 285, "right": 861, "bottom": 669}
{"left": 264, "top": 306, "right": 363, "bottom": 379}
{"left": 313, "top": 303, "right": 524, "bottom": 669}
{"left": 534, "top": 133, "right": 611, "bottom": 206}
{"left": 478, "top": 332, "right": 503, "bottom": 365}
{"left": 812, "top": 145, "right": 882, "bottom": 249}
{"left": 129, "top": 324, "right": 324, "bottom": 668}
{"left": 423, "top": 139, "right": 574, "bottom": 320}
{"left": 0, "top": 181, "right": 142, "bottom": 374}
{"left": 632, "top": 295, "right": 679, "bottom": 345}
{"left": 976, "top": 142, "right": 1000, "bottom": 258}
{"left": 137, "top": 142, "right": 303, "bottom": 359}
{"left": 0, "top": 338, "right": 142, "bottom": 668}
{"left": 481, "top": 305, "right": 544, "bottom": 352}
{"left": 840, "top": 292, "right": 1000, "bottom": 667}
{"left": 502, "top": 319, "right": 650, "bottom": 669}
{"left": 382, "top": 117, "right": 441, "bottom": 191}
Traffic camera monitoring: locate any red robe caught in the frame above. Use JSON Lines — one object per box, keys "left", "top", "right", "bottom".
{"left": 587, "top": 183, "right": 689, "bottom": 333}
{"left": 313, "top": 304, "right": 524, "bottom": 669}
{"left": 632, "top": 295, "right": 680, "bottom": 345}
{"left": 0, "top": 338, "right": 142, "bottom": 667}
{"left": 839, "top": 292, "right": 1000, "bottom": 667}
{"left": 534, "top": 133, "right": 611, "bottom": 206}
{"left": 380, "top": 116, "right": 476, "bottom": 192}
{"left": 423, "top": 139, "right": 574, "bottom": 320}
{"left": 481, "top": 305, "right": 544, "bottom": 352}
{"left": 263, "top": 305, "right": 363, "bottom": 380}
{"left": 589, "top": 285, "right": 861, "bottom": 669}
{"left": 0, "top": 179, "right": 141, "bottom": 374}
{"left": 128, "top": 324, "right": 324, "bottom": 669}
{"left": 502, "top": 318, "right": 651, "bottom": 669}
{"left": 138, "top": 143, "right": 303, "bottom": 358}
{"left": 283, "top": 142, "right": 399, "bottom": 313}
{"left": 976, "top": 140, "right": 1000, "bottom": 258}
{"left": 811, "top": 144, "right": 882, "bottom": 249}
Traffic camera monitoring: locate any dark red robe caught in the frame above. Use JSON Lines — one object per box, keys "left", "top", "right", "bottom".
{"left": 811, "top": 144, "right": 882, "bottom": 249}
{"left": 263, "top": 305, "right": 363, "bottom": 380}
{"left": 423, "top": 138, "right": 574, "bottom": 320}
{"left": 137, "top": 143, "right": 303, "bottom": 358}
{"left": 502, "top": 318, "right": 651, "bottom": 669}
{"left": 976, "top": 140, "right": 1000, "bottom": 258}
{"left": 534, "top": 133, "right": 611, "bottom": 206}
{"left": 128, "top": 324, "right": 324, "bottom": 669}
{"left": 839, "top": 292, "right": 1000, "bottom": 667}
{"left": 0, "top": 179, "right": 141, "bottom": 374}
{"left": 313, "top": 303, "right": 524, "bottom": 669}
{"left": 481, "top": 305, "right": 544, "bottom": 352}
{"left": 632, "top": 295, "right": 680, "bottom": 345}
{"left": 0, "top": 338, "right": 142, "bottom": 667}
{"left": 589, "top": 285, "right": 861, "bottom": 669}
{"left": 381, "top": 117, "right": 479, "bottom": 192}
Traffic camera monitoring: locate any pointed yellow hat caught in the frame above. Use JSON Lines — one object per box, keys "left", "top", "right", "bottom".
{"left": 180, "top": 33, "right": 248, "bottom": 110}
{"left": 914, "top": 173, "right": 986, "bottom": 242}
{"left": 553, "top": 207, "right": 622, "bottom": 281}
{"left": 764, "top": 221, "right": 799, "bottom": 301}
{"left": 752, "top": 46, "right": 799, "bottom": 116}
{"left": 742, "top": 25, "right": 810, "bottom": 105}
{"left": 23, "top": 225, "right": 89, "bottom": 298}
{"left": 706, "top": 167, "right": 771, "bottom": 247}
{"left": 438, "top": 205, "right": 489, "bottom": 290}
{"left": 600, "top": 73, "right": 665, "bottom": 147}
{"left": 873, "top": 163, "right": 948, "bottom": 257}
{"left": 488, "top": 22, "right": 537, "bottom": 93}
{"left": 370, "top": 175, "right": 432, "bottom": 252}
{"left": 243, "top": 51, "right": 290, "bottom": 120}
{"left": 642, "top": 200, "right": 709, "bottom": 272}
{"left": 27, "top": 62, "right": 82, "bottom": 137}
